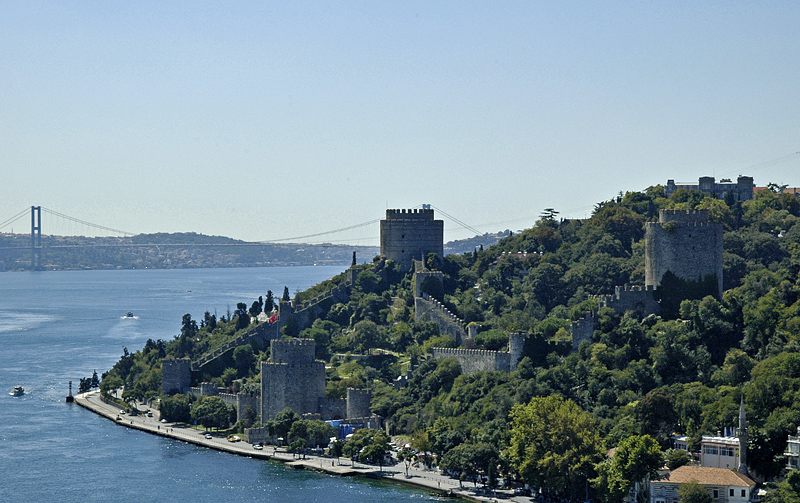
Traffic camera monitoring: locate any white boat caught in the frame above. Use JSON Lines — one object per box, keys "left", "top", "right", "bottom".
{"left": 10, "top": 386, "right": 24, "bottom": 396}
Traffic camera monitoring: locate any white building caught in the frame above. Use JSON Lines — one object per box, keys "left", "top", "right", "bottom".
{"left": 701, "top": 433, "right": 740, "bottom": 470}
{"left": 785, "top": 426, "right": 800, "bottom": 470}
{"left": 650, "top": 466, "right": 755, "bottom": 503}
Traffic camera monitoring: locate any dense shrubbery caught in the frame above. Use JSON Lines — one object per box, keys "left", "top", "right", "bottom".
{"left": 103, "top": 184, "right": 800, "bottom": 499}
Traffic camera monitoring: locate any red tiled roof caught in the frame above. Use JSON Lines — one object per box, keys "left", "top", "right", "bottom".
{"left": 655, "top": 466, "right": 755, "bottom": 487}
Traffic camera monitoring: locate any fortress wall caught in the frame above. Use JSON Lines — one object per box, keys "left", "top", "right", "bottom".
{"left": 261, "top": 362, "right": 287, "bottom": 420}
{"left": 432, "top": 347, "right": 510, "bottom": 374}
{"left": 415, "top": 296, "right": 465, "bottom": 342}
{"left": 318, "top": 397, "right": 347, "bottom": 420}
{"left": 380, "top": 209, "right": 444, "bottom": 270}
{"left": 236, "top": 393, "right": 260, "bottom": 423}
{"left": 508, "top": 333, "right": 528, "bottom": 371}
{"left": 597, "top": 285, "right": 660, "bottom": 316}
{"left": 161, "top": 358, "right": 192, "bottom": 394}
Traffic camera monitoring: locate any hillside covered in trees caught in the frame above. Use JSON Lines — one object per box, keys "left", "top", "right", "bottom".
{"left": 100, "top": 184, "right": 800, "bottom": 501}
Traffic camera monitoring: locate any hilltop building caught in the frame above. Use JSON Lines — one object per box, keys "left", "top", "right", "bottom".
{"left": 380, "top": 206, "right": 443, "bottom": 271}
{"left": 665, "top": 176, "right": 754, "bottom": 202}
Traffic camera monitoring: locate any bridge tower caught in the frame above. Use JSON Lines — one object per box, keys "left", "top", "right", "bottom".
{"left": 31, "top": 206, "right": 42, "bottom": 271}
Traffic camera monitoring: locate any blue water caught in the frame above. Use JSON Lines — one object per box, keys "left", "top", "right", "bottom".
{"left": 0, "top": 267, "right": 445, "bottom": 502}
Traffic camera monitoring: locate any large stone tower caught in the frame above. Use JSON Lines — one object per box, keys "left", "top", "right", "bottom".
{"left": 645, "top": 209, "right": 723, "bottom": 298}
{"left": 161, "top": 358, "right": 192, "bottom": 394}
{"left": 380, "top": 207, "right": 444, "bottom": 271}
{"left": 260, "top": 338, "right": 325, "bottom": 421}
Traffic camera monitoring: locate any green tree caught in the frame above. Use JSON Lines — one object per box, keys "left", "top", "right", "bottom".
{"left": 397, "top": 448, "right": 417, "bottom": 477}
{"left": 677, "top": 480, "right": 713, "bottom": 503}
{"left": 235, "top": 302, "right": 250, "bottom": 331}
{"left": 264, "top": 290, "right": 275, "bottom": 312}
{"left": 506, "top": 396, "right": 603, "bottom": 500}
{"left": 267, "top": 407, "right": 300, "bottom": 442}
{"left": 593, "top": 435, "right": 663, "bottom": 503}
{"left": 191, "top": 396, "right": 229, "bottom": 430}
{"left": 232, "top": 344, "right": 256, "bottom": 377}
{"left": 665, "top": 448, "right": 692, "bottom": 470}
{"left": 160, "top": 393, "right": 192, "bottom": 423}
{"left": 282, "top": 286, "right": 290, "bottom": 302}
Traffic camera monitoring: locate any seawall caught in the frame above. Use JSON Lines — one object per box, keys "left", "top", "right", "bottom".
{"left": 73, "top": 391, "right": 497, "bottom": 502}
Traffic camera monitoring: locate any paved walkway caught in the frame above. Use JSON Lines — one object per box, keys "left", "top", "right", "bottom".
{"left": 75, "top": 391, "right": 534, "bottom": 503}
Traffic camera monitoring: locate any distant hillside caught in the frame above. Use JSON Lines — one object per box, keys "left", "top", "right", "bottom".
{"left": 0, "top": 232, "right": 379, "bottom": 271}
{"left": 0, "top": 230, "right": 512, "bottom": 272}
{"left": 444, "top": 230, "right": 511, "bottom": 255}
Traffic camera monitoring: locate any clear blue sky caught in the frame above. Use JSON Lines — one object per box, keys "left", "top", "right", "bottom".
{"left": 2, "top": 1, "right": 798, "bottom": 244}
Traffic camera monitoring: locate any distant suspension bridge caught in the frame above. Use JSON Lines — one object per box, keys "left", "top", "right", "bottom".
{"left": 0, "top": 205, "right": 484, "bottom": 271}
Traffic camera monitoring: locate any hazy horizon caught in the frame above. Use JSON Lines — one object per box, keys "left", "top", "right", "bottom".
{"left": 3, "top": 2, "right": 798, "bottom": 246}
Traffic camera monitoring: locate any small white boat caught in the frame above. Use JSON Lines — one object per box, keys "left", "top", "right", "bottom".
{"left": 10, "top": 386, "right": 24, "bottom": 396}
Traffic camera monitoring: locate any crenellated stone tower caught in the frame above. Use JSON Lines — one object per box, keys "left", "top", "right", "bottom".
{"left": 645, "top": 209, "right": 723, "bottom": 298}
{"left": 380, "top": 207, "right": 443, "bottom": 271}
{"left": 260, "top": 338, "right": 326, "bottom": 421}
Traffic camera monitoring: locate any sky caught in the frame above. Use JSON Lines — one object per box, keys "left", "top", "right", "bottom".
{"left": 2, "top": 1, "right": 799, "bottom": 245}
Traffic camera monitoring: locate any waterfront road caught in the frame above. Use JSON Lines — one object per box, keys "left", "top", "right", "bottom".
{"left": 75, "top": 391, "right": 534, "bottom": 503}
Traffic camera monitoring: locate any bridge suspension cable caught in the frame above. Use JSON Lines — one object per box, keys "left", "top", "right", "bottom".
{"left": 260, "top": 219, "right": 382, "bottom": 243}
{"left": 40, "top": 207, "right": 135, "bottom": 236}
{"left": 0, "top": 208, "right": 31, "bottom": 231}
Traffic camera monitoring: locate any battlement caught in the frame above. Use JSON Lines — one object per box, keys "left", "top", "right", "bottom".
{"left": 385, "top": 208, "right": 436, "bottom": 220}
{"left": 596, "top": 284, "right": 659, "bottom": 316}
{"left": 658, "top": 209, "right": 710, "bottom": 224}
{"left": 380, "top": 207, "right": 443, "bottom": 270}
{"left": 434, "top": 348, "right": 503, "bottom": 357}
{"left": 271, "top": 338, "right": 316, "bottom": 364}
{"left": 432, "top": 347, "right": 512, "bottom": 374}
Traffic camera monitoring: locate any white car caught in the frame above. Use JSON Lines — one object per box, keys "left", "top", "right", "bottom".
{"left": 205, "top": 433, "right": 213, "bottom": 439}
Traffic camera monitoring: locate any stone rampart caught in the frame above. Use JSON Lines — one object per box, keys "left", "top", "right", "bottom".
{"left": 415, "top": 294, "right": 465, "bottom": 343}
{"left": 261, "top": 360, "right": 326, "bottom": 421}
{"left": 318, "top": 397, "right": 347, "bottom": 420}
{"left": 597, "top": 284, "right": 660, "bottom": 316}
{"left": 236, "top": 393, "right": 260, "bottom": 423}
{"left": 508, "top": 333, "right": 527, "bottom": 371}
{"left": 243, "top": 427, "right": 270, "bottom": 445}
{"left": 432, "top": 347, "right": 511, "bottom": 374}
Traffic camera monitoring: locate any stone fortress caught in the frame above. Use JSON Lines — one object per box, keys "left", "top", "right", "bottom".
{"left": 162, "top": 196, "right": 728, "bottom": 429}
{"left": 260, "top": 338, "right": 373, "bottom": 422}
{"left": 572, "top": 207, "right": 724, "bottom": 347}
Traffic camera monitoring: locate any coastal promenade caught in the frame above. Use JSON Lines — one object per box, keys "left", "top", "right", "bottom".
{"left": 75, "top": 391, "right": 532, "bottom": 503}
